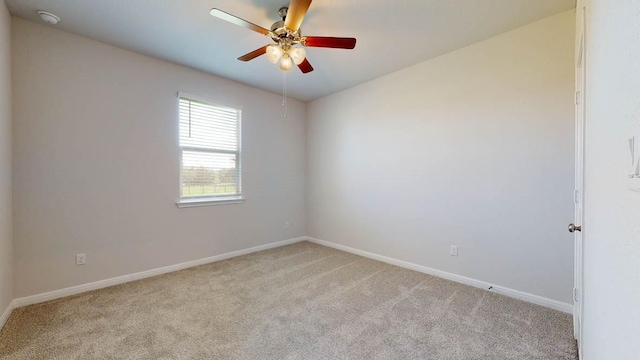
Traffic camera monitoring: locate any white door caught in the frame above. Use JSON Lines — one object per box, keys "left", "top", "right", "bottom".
{"left": 572, "top": 5, "right": 586, "bottom": 349}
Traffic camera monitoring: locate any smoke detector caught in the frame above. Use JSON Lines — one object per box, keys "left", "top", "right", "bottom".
{"left": 37, "top": 11, "right": 60, "bottom": 25}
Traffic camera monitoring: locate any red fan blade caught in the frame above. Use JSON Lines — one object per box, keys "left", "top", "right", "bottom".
{"left": 298, "top": 58, "right": 314, "bottom": 73}
{"left": 210, "top": 8, "right": 270, "bottom": 35}
{"left": 303, "top": 36, "right": 356, "bottom": 49}
{"left": 238, "top": 46, "right": 267, "bottom": 61}
{"left": 284, "top": 0, "right": 312, "bottom": 32}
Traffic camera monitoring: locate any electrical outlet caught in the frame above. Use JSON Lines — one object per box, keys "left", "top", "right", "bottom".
{"left": 450, "top": 245, "right": 458, "bottom": 257}
{"left": 285, "top": 221, "right": 290, "bottom": 229}
{"left": 76, "top": 253, "right": 86, "bottom": 266}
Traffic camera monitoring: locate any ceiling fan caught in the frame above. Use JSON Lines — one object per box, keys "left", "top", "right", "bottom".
{"left": 210, "top": 0, "right": 356, "bottom": 74}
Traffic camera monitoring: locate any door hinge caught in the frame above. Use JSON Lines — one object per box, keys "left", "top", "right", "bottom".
{"left": 575, "top": 91, "right": 581, "bottom": 105}
{"left": 573, "top": 287, "right": 579, "bottom": 302}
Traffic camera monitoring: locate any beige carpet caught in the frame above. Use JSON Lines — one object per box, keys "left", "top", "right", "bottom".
{"left": 0, "top": 241, "right": 577, "bottom": 359}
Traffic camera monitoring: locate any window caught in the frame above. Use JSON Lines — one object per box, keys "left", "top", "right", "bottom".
{"left": 177, "top": 93, "right": 242, "bottom": 207}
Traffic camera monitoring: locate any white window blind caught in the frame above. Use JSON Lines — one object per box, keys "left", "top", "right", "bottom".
{"left": 179, "top": 94, "right": 242, "bottom": 202}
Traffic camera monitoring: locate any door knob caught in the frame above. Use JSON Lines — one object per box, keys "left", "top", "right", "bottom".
{"left": 568, "top": 223, "right": 582, "bottom": 233}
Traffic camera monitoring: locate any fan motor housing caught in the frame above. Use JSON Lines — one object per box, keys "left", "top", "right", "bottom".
{"left": 270, "top": 21, "right": 302, "bottom": 44}
{"left": 269, "top": 6, "right": 302, "bottom": 43}
{"left": 270, "top": 20, "right": 286, "bottom": 35}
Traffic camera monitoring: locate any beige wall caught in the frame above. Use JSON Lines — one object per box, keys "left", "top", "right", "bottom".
{"left": 11, "top": 18, "right": 306, "bottom": 298}
{"left": 0, "top": 1, "right": 12, "bottom": 314}
{"left": 306, "top": 11, "right": 575, "bottom": 303}
{"left": 579, "top": 1, "right": 640, "bottom": 358}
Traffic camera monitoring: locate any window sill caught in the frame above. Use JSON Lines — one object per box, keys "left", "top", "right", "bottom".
{"left": 176, "top": 196, "right": 244, "bottom": 208}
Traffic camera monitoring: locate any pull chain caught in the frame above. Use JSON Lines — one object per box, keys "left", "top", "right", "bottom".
{"left": 282, "top": 71, "right": 288, "bottom": 118}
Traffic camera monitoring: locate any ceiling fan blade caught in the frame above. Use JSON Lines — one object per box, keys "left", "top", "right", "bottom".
{"left": 210, "top": 8, "right": 270, "bottom": 35}
{"left": 238, "top": 46, "right": 268, "bottom": 61}
{"left": 298, "top": 58, "right": 314, "bottom": 73}
{"left": 303, "top": 36, "right": 357, "bottom": 49}
{"left": 284, "top": 0, "right": 312, "bottom": 32}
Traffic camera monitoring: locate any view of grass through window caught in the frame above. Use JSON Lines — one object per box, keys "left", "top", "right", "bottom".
{"left": 181, "top": 166, "right": 238, "bottom": 196}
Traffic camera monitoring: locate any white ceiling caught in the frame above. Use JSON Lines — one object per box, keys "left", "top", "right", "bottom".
{"left": 5, "top": 0, "right": 575, "bottom": 102}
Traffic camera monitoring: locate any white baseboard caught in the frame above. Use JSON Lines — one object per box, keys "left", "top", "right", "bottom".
{"left": 12, "top": 237, "right": 307, "bottom": 309}
{"left": 8, "top": 236, "right": 572, "bottom": 316}
{"left": 306, "top": 237, "right": 573, "bottom": 314}
{"left": 0, "top": 299, "right": 15, "bottom": 331}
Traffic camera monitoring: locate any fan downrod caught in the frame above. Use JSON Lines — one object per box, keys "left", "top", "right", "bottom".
{"left": 278, "top": 7, "right": 288, "bottom": 20}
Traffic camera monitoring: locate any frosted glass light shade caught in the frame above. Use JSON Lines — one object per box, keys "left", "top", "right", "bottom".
{"left": 289, "top": 47, "right": 306, "bottom": 65}
{"left": 279, "top": 54, "right": 293, "bottom": 71}
{"left": 266, "top": 45, "right": 284, "bottom": 64}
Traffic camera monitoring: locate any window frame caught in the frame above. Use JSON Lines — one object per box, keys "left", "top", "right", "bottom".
{"left": 176, "top": 92, "right": 244, "bottom": 208}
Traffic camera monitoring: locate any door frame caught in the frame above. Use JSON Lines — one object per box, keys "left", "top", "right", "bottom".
{"left": 573, "top": 4, "right": 586, "bottom": 350}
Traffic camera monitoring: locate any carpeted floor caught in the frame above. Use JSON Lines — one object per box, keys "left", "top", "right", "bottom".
{"left": 0, "top": 241, "right": 577, "bottom": 359}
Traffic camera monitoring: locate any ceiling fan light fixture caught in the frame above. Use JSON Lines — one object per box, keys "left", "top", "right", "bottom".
{"left": 266, "top": 44, "right": 284, "bottom": 64}
{"left": 210, "top": 2, "right": 356, "bottom": 74}
{"left": 289, "top": 47, "right": 306, "bottom": 65}
{"left": 279, "top": 54, "right": 294, "bottom": 71}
